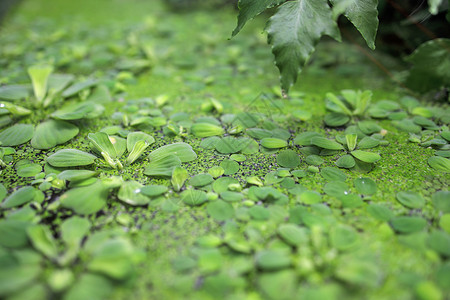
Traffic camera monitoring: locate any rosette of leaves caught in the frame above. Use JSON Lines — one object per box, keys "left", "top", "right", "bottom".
{"left": 323, "top": 90, "right": 373, "bottom": 127}
{"left": 334, "top": 133, "right": 381, "bottom": 172}
{"left": 0, "top": 65, "right": 106, "bottom": 150}
{"left": 0, "top": 216, "right": 140, "bottom": 299}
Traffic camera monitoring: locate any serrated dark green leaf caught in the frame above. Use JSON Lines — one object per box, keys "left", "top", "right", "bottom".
{"left": 232, "top": 0, "right": 284, "bottom": 36}
{"left": 266, "top": 0, "right": 340, "bottom": 94}
{"left": 331, "top": 0, "right": 378, "bottom": 49}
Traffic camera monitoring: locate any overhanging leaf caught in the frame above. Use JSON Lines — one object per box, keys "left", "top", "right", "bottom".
{"left": 331, "top": 0, "right": 378, "bottom": 49}
{"left": 232, "top": 0, "right": 284, "bottom": 36}
{"left": 266, "top": 0, "right": 341, "bottom": 94}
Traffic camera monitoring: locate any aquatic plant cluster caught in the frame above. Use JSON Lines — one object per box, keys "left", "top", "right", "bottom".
{"left": 0, "top": 1, "right": 449, "bottom": 299}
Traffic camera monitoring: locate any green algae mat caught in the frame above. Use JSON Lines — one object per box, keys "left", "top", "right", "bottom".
{"left": 0, "top": 1, "right": 449, "bottom": 299}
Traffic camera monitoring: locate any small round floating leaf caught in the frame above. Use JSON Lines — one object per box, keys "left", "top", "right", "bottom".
{"left": 47, "top": 149, "right": 96, "bottom": 167}
{"left": 367, "top": 204, "right": 394, "bottom": 221}
{"left": 140, "top": 185, "right": 168, "bottom": 197}
{"left": 354, "top": 177, "right": 377, "bottom": 195}
{"left": 278, "top": 224, "right": 308, "bottom": 246}
{"left": 390, "top": 216, "right": 427, "bottom": 234}
{"left": 276, "top": 150, "right": 300, "bottom": 168}
{"left": 240, "top": 138, "right": 259, "bottom": 154}
{"left": 220, "top": 159, "right": 239, "bottom": 175}
{"left": 31, "top": 120, "right": 79, "bottom": 150}
{"left": 357, "top": 136, "right": 380, "bottom": 149}
{"left": 330, "top": 225, "right": 359, "bottom": 251}
{"left": 336, "top": 155, "right": 356, "bottom": 168}
{"left": 149, "top": 142, "right": 197, "bottom": 162}
{"left": 396, "top": 191, "right": 425, "bottom": 209}
{"left": 432, "top": 191, "right": 450, "bottom": 213}
{"left": 118, "top": 181, "right": 149, "bottom": 206}
{"left": 214, "top": 136, "right": 246, "bottom": 154}
{"left": 0, "top": 124, "right": 34, "bottom": 146}
{"left": 427, "top": 230, "right": 450, "bottom": 257}
{"left": 0, "top": 220, "right": 31, "bottom": 248}
{"left": 2, "top": 186, "right": 37, "bottom": 209}
{"left": 324, "top": 181, "right": 350, "bottom": 198}
{"left": 311, "top": 137, "right": 344, "bottom": 150}
{"left": 260, "top": 137, "right": 287, "bottom": 149}
{"left": 60, "top": 180, "right": 108, "bottom": 215}
{"left": 428, "top": 156, "right": 450, "bottom": 172}
{"left": 187, "top": 173, "right": 214, "bottom": 187}
{"left": 351, "top": 150, "right": 381, "bottom": 163}
{"left": 324, "top": 112, "right": 350, "bottom": 127}
{"left": 339, "top": 194, "right": 364, "bottom": 208}
{"left": 207, "top": 200, "right": 234, "bottom": 221}
{"left": 255, "top": 250, "right": 291, "bottom": 270}
{"left": 249, "top": 205, "right": 269, "bottom": 220}
{"left": 181, "top": 189, "right": 207, "bottom": 206}
{"left": 213, "top": 177, "right": 239, "bottom": 194}
{"left": 299, "top": 191, "right": 322, "bottom": 204}
{"left": 321, "top": 167, "right": 346, "bottom": 181}
{"left": 305, "top": 155, "right": 324, "bottom": 166}
{"left": 293, "top": 132, "right": 322, "bottom": 146}
{"left": 191, "top": 123, "right": 224, "bottom": 138}
{"left": 58, "top": 170, "right": 97, "bottom": 182}
{"left": 144, "top": 154, "right": 181, "bottom": 177}
{"left": 16, "top": 163, "right": 41, "bottom": 177}
{"left": 208, "top": 166, "right": 224, "bottom": 178}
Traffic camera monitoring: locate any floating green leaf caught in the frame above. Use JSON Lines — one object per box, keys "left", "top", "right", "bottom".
{"left": 47, "top": 149, "right": 96, "bottom": 167}
{"left": 336, "top": 154, "right": 356, "bottom": 168}
{"left": 181, "top": 189, "right": 207, "bottom": 206}
{"left": 149, "top": 142, "right": 197, "bottom": 163}
{"left": 171, "top": 166, "right": 189, "bottom": 191}
{"left": 311, "top": 136, "right": 344, "bottom": 150}
{"left": 191, "top": 123, "right": 224, "bottom": 138}
{"left": 0, "top": 124, "right": 34, "bottom": 146}
{"left": 255, "top": 250, "right": 291, "bottom": 270}
{"left": 220, "top": 159, "right": 240, "bottom": 175}
{"left": 277, "top": 149, "right": 300, "bottom": 168}
{"left": 145, "top": 154, "right": 181, "bottom": 177}
{"left": 390, "top": 216, "right": 427, "bottom": 234}
{"left": 31, "top": 120, "right": 79, "bottom": 149}
{"left": 207, "top": 200, "right": 234, "bottom": 221}
{"left": 354, "top": 177, "right": 377, "bottom": 195}
{"left": 28, "top": 65, "right": 53, "bottom": 103}
{"left": 0, "top": 220, "right": 31, "bottom": 248}
{"left": 261, "top": 137, "right": 287, "bottom": 149}
{"left": 60, "top": 180, "right": 108, "bottom": 215}
{"left": 351, "top": 150, "right": 380, "bottom": 163}
{"left": 188, "top": 173, "right": 214, "bottom": 187}
{"left": 330, "top": 224, "right": 359, "bottom": 251}
{"left": 27, "top": 225, "right": 58, "bottom": 259}
{"left": 428, "top": 156, "right": 450, "bottom": 172}
{"left": 396, "top": 191, "right": 425, "bottom": 209}
{"left": 320, "top": 167, "right": 346, "bottom": 181}
{"left": 118, "top": 181, "right": 150, "bottom": 206}
{"left": 1, "top": 186, "right": 37, "bottom": 209}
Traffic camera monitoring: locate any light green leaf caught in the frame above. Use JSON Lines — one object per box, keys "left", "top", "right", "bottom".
{"left": 144, "top": 154, "right": 181, "bottom": 177}
{"left": 57, "top": 170, "right": 97, "bottom": 182}
{"left": 47, "top": 149, "right": 96, "bottom": 167}
{"left": 171, "top": 166, "right": 189, "bottom": 191}
{"left": 31, "top": 119, "right": 79, "bottom": 149}
{"left": 27, "top": 225, "right": 58, "bottom": 259}
{"left": 88, "top": 132, "right": 121, "bottom": 169}
{"left": 207, "top": 200, "right": 234, "bottom": 221}
{"left": 0, "top": 220, "right": 31, "bottom": 248}
{"left": 62, "top": 78, "right": 98, "bottom": 98}
{"left": 27, "top": 65, "right": 53, "bottom": 103}
{"left": 0, "top": 84, "right": 29, "bottom": 101}
{"left": 60, "top": 180, "right": 108, "bottom": 215}
{"left": 232, "top": 0, "right": 283, "bottom": 36}
{"left": 266, "top": 0, "right": 340, "bottom": 94}
{"left": 148, "top": 142, "right": 197, "bottom": 162}
{"left": 261, "top": 137, "right": 287, "bottom": 149}
{"left": 354, "top": 177, "right": 377, "bottom": 195}
{"left": 428, "top": 156, "right": 450, "bottom": 172}
{"left": 118, "top": 180, "right": 150, "bottom": 206}
{"left": 61, "top": 216, "right": 91, "bottom": 247}
{"left": 191, "top": 123, "right": 224, "bottom": 138}
{"left": 181, "top": 189, "right": 207, "bottom": 206}
{"left": 311, "top": 136, "right": 344, "bottom": 150}
{"left": 396, "top": 191, "right": 425, "bottom": 209}
{"left": 126, "top": 131, "right": 155, "bottom": 152}
{"left": 351, "top": 150, "right": 380, "bottom": 163}
{"left": 277, "top": 149, "right": 300, "bottom": 168}
{"left": 1, "top": 186, "right": 37, "bottom": 209}
{"left": 52, "top": 102, "right": 104, "bottom": 120}
{"left": 346, "top": 134, "right": 357, "bottom": 151}
{"left": 0, "top": 264, "right": 41, "bottom": 297}
{"left": 0, "top": 124, "right": 34, "bottom": 146}
{"left": 331, "top": 0, "right": 378, "bottom": 49}
{"left": 428, "top": 0, "right": 443, "bottom": 14}
{"left": 1, "top": 102, "right": 32, "bottom": 116}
